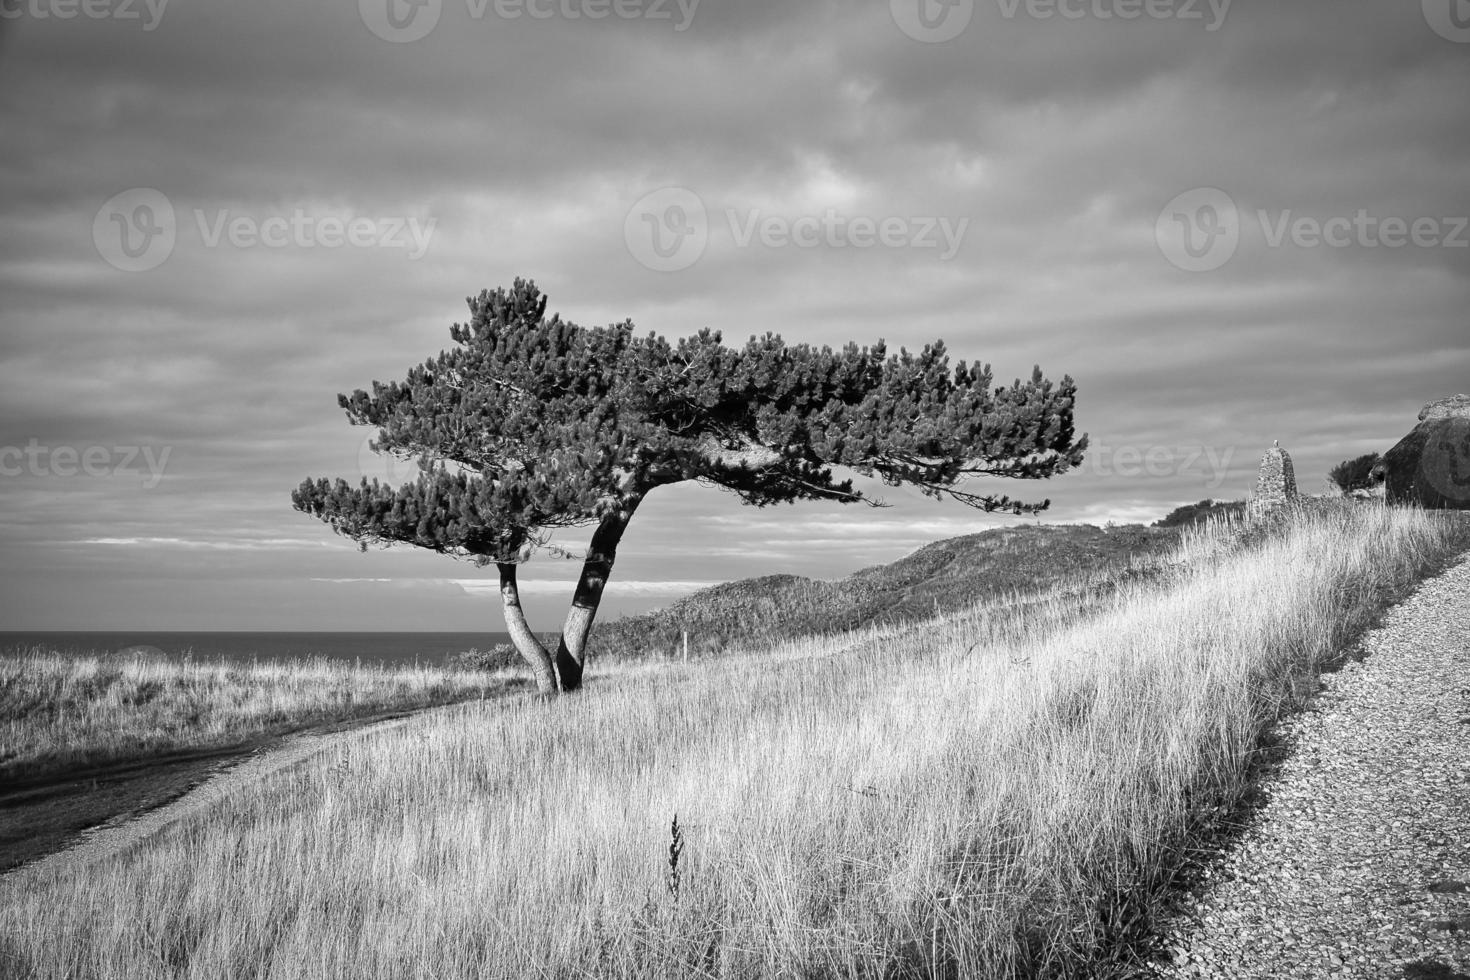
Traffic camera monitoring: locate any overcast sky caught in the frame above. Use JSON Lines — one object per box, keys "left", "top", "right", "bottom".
{"left": 1, "top": 0, "right": 1467, "bottom": 630}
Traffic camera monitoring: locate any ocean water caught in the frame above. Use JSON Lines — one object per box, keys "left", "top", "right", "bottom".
{"left": 0, "top": 631, "right": 519, "bottom": 669}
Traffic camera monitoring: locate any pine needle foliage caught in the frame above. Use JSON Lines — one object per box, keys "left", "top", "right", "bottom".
{"left": 291, "top": 278, "right": 1088, "bottom": 693}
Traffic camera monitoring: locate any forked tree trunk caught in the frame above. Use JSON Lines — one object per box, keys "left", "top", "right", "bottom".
{"left": 497, "top": 562, "right": 558, "bottom": 696}
{"left": 553, "top": 498, "right": 640, "bottom": 692}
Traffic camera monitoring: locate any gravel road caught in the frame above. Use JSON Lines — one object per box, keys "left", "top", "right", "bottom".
{"left": 1139, "top": 554, "right": 1470, "bottom": 980}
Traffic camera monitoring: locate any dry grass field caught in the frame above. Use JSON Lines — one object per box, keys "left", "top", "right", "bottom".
{"left": 1, "top": 502, "right": 1465, "bottom": 979}
{"left": 0, "top": 653, "right": 509, "bottom": 784}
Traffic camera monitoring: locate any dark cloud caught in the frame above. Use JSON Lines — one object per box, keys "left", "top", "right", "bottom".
{"left": 1, "top": 0, "right": 1466, "bottom": 628}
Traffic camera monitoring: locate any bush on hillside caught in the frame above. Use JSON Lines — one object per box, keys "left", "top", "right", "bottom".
{"left": 1154, "top": 499, "right": 1247, "bottom": 528}
{"left": 449, "top": 644, "right": 523, "bottom": 672}
{"left": 1328, "top": 453, "right": 1381, "bottom": 494}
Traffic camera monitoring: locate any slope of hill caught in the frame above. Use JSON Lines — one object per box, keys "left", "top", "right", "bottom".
{"left": 590, "top": 521, "right": 1183, "bottom": 660}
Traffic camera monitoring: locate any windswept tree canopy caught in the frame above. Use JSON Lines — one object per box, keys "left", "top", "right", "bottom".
{"left": 292, "top": 278, "right": 1088, "bottom": 564}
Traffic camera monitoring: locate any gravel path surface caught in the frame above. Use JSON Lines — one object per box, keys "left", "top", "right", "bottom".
{"left": 1140, "top": 554, "right": 1470, "bottom": 980}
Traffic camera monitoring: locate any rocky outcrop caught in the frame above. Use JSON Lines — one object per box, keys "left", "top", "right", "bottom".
{"left": 1417, "top": 393, "right": 1470, "bottom": 423}
{"left": 1249, "top": 441, "right": 1299, "bottom": 517}
{"left": 1370, "top": 395, "right": 1470, "bottom": 509}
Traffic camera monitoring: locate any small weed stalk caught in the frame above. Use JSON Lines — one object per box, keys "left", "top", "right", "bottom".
{"left": 666, "top": 813, "right": 685, "bottom": 903}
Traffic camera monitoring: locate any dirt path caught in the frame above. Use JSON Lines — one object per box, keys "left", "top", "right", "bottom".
{"left": 0, "top": 697, "right": 510, "bottom": 882}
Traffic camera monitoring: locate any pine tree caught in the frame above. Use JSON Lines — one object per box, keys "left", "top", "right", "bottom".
{"left": 292, "top": 279, "right": 1088, "bottom": 695}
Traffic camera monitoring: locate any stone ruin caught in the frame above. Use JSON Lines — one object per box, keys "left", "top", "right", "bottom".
{"left": 1248, "top": 440, "right": 1299, "bottom": 517}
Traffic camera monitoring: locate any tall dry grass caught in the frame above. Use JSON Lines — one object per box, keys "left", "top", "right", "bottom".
{"left": 1, "top": 502, "right": 1464, "bottom": 979}
{"left": 0, "top": 653, "right": 510, "bottom": 783}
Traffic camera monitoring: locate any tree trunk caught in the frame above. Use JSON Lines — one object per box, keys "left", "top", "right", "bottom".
{"left": 554, "top": 498, "right": 640, "bottom": 691}
{"left": 498, "top": 562, "right": 559, "bottom": 696}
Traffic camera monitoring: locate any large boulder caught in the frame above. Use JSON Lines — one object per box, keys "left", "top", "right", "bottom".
{"left": 1370, "top": 395, "right": 1470, "bottom": 509}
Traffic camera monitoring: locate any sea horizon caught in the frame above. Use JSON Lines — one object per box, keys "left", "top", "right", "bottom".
{"left": 0, "top": 630, "right": 521, "bottom": 669}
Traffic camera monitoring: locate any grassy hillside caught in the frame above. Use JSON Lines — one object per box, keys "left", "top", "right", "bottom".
{"left": 591, "top": 522, "right": 1183, "bottom": 659}
{"left": 6, "top": 502, "right": 1466, "bottom": 979}
{"left": 0, "top": 517, "right": 1185, "bottom": 780}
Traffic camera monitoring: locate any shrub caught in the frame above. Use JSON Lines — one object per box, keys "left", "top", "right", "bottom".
{"left": 1154, "top": 498, "right": 1246, "bottom": 528}
{"left": 449, "top": 644, "right": 523, "bottom": 672}
{"left": 1328, "top": 452, "right": 1381, "bottom": 494}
